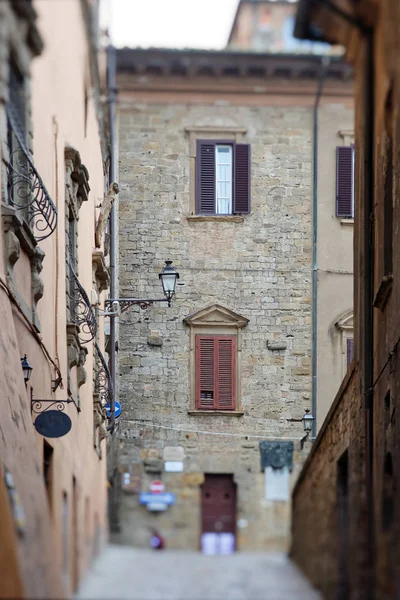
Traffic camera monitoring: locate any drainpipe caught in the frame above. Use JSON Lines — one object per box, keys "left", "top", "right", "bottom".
{"left": 107, "top": 44, "right": 117, "bottom": 431}
{"left": 311, "top": 56, "right": 329, "bottom": 438}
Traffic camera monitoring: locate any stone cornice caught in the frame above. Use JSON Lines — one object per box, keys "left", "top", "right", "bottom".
{"left": 116, "top": 47, "right": 353, "bottom": 83}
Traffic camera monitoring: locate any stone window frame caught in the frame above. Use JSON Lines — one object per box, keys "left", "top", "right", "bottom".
{"left": 64, "top": 146, "right": 90, "bottom": 322}
{"left": 64, "top": 147, "right": 90, "bottom": 406}
{"left": 335, "top": 310, "right": 354, "bottom": 380}
{"left": 1, "top": 1, "right": 43, "bottom": 202}
{"left": 0, "top": 2, "right": 45, "bottom": 332}
{"left": 185, "top": 126, "right": 248, "bottom": 222}
{"left": 183, "top": 304, "right": 249, "bottom": 416}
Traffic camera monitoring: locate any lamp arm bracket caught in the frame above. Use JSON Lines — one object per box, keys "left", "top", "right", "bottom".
{"left": 102, "top": 297, "right": 170, "bottom": 316}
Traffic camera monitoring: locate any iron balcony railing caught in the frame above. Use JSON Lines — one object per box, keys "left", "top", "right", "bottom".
{"left": 94, "top": 340, "right": 114, "bottom": 416}
{"left": 67, "top": 258, "right": 97, "bottom": 344}
{"left": 4, "top": 107, "right": 58, "bottom": 241}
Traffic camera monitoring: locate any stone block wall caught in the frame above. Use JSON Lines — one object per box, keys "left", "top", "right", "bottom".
{"left": 290, "top": 364, "right": 369, "bottom": 599}
{"left": 116, "top": 98, "right": 315, "bottom": 550}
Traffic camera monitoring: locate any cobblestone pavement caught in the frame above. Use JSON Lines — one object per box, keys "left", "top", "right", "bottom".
{"left": 77, "top": 545, "right": 320, "bottom": 600}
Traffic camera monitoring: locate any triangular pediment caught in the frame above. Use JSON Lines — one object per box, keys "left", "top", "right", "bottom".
{"left": 335, "top": 310, "right": 354, "bottom": 331}
{"left": 183, "top": 304, "right": 249, "bottom": 329}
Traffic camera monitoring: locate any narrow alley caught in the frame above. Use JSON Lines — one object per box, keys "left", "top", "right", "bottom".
{"left": 77, "top": 546, "right": 320, "bottom": 600}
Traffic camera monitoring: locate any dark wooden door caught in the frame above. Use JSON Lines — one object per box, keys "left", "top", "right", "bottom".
{"left": 201, "top": 474, "right": 236, "bottom": 537}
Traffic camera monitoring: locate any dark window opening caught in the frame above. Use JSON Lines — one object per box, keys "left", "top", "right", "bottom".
{"left": 195, "top": 139, "right": 251, "bottom": 216}
{"left": 383, "top": 90, "right": 393, "bottom": 277}
{"left": 43, "top": 440, "right": 54, "bottom": 508}
{"left": 382, "top": 452, "right": 394, "bottom": 532}
{"left": 337, "top": 450, "right": 349, "bottom": 598}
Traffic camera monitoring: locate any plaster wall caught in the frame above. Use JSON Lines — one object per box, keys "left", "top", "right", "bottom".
{"left": 0, "top": 1, "right": 108, "bottom": 596}
{"left": 316, "top": 102, "right": 354, "bottom": 427}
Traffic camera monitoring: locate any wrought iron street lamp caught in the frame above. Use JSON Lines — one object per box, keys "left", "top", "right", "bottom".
{"left": 287, "top": 408, "right": 315, "bottom": 449}
{"left": 302, "top": 408, "right": 314, "bottom": 434}
{"left": 159, "top": 260, "right": 180, "bottom": 305}
{"left": 21, "top": 354, "right": 33, "bottom": 384}
{"left": 102, "top": 260, "right": 180, "bottom": 316}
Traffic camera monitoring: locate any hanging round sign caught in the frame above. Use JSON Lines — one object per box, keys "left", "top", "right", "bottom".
{"left": 105, "top": 401, "right": 121, "bottom": 419}
{"left": 34, "top": 410, "right": 72, "bottom": 438}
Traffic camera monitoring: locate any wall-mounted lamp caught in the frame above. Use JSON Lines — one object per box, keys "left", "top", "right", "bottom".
{"left": 101, "top": 260, "right": 180, "bottom": 317}
{"left": 21, "top": 354, "right": 33, "bottom": 384}
{"left": 287, "top": 408, "right": 315, "bottom": 449}
{"left": 302, "top": 408, "right": 314, "bottom": 434}
{"left": 159, "top": 260, "right": 180, "bottom": 306}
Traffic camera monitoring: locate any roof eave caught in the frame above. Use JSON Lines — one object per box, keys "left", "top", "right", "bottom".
{"left": 294, "top": 0, "right": 333, "bottom": 44}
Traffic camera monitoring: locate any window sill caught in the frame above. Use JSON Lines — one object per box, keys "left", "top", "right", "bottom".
{"left": 373, "top": 274, "right": 393, "bottom": 311}
{"left": 188, "top": 410, "right": 244, "bottom": 416}
{"left": 340, "top": 219, "right": 354, "bottom": 225}
{"left": 187, "top": 215, "right": 244, "bottom": 223}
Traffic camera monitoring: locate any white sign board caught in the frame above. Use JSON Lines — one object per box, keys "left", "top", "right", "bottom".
{"left": 164, "top": 461, "right": 184, "bottom": 472}
{"left": 163, "top": 446, "right": 185, "bottom": 461}
{"left": 265, "top": 466, "right": 290, "bottom": 502}
{"left": 147, "top": 502, "right": 168, "bottom": 512}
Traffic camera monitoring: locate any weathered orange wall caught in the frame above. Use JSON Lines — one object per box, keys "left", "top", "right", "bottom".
{"left": 0, "top": 0, "right": 108, "bottom": 597}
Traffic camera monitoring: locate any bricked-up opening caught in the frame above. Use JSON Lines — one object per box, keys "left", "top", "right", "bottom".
{"left": 337, "top": 450, "right": 349, "bottom": 599}
{"left": 195, "top": 335, "right": 236, "bottom": 410}
{"left": 196, "top": 140, "right": 251, "bottom": 215}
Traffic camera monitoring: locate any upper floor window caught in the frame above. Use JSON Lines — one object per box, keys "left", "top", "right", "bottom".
{"left": 8, "top": 58, "right": 26, "bottom": 136}
{"left": 196, "top": 140, "right": 251, "bottom": 215}
{"left": 336, "top": 145, "right": 354, "bottom": 219}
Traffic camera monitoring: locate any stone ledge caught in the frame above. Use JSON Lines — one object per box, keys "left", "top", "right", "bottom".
{"left": 340, "top": 218, "right": 354, "bottom": 225}
{"left": 188, "top": 410, "right": 244, "bottom": 416}
{"left": 373, "top": 274, "right": 393, "bottom": 311}
{"left": 187, "top": 215, "right": 245, "bottom": 223}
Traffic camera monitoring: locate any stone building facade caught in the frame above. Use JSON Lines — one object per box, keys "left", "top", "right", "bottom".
{"left": 0, "top": 1, "right": 113, "bottom": 596}
{"left": 114, "top": 48, "right": 353, "bottom": 551}
{"left": 291, "top": 1, "right": 400, "bottom": 598}
{"left": 228, "top": 0, "right": 355, "bottom": 431}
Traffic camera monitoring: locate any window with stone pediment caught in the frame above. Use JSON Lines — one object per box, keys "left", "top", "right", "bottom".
{"left": 335, "top": 310, "right": 354, "bottom": 375}
{"left": 184, "top": 304, "right": 249, "bottom": 414}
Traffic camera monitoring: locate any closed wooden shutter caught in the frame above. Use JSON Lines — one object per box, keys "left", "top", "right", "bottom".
{"left": 336, "top": 146, "right": 353, "bottom": 217}
{"left": 233, "top": 144, "right": 251, "bottom": 214}
{"left": 347, "top": 338, "right": 354, "bottom": 367}
{"left": 216, "top": 337, "right": 236, "bottom": 409}
{"left": 196, "top": 140, "right": 216, "bottom": 214}
{"left": 195, "top": 335, "right": 236, "bottom": 410}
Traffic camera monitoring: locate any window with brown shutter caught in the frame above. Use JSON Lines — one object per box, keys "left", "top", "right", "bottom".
{"left": 347, "top": 338, "right": 354, "bottom": 367}
{"left": 195, "top": 335, "right": 236, "bottom": 410}
{"left": 196, "top": 139, "right": 251, "bottom": 215}
{"left": 336, "top": 146, "right": 354, "bottom": 218}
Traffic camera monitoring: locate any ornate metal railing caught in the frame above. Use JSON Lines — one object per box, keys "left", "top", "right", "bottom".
{"left": 67, "top": 258, "right": 97, "bottom": 343}
{"left": 4, "top": 108, "right": 58, "bottom": 241}
{"left": 94, "top": 340, "right": 114, "bottom": 413}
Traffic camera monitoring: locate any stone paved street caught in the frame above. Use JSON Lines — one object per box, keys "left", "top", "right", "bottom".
{"left": 77, "top": 545, "right": 321, "bottom": 600}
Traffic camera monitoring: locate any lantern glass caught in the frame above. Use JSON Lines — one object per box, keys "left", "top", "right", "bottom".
{"left": 159, "top": 260, "right": 179, "bottom": 300}
{"left": 302, "top": 409, "right": 314, "bottom": 433}
{"left": 21, "top": 354, "right": 33, "bottom": 383}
